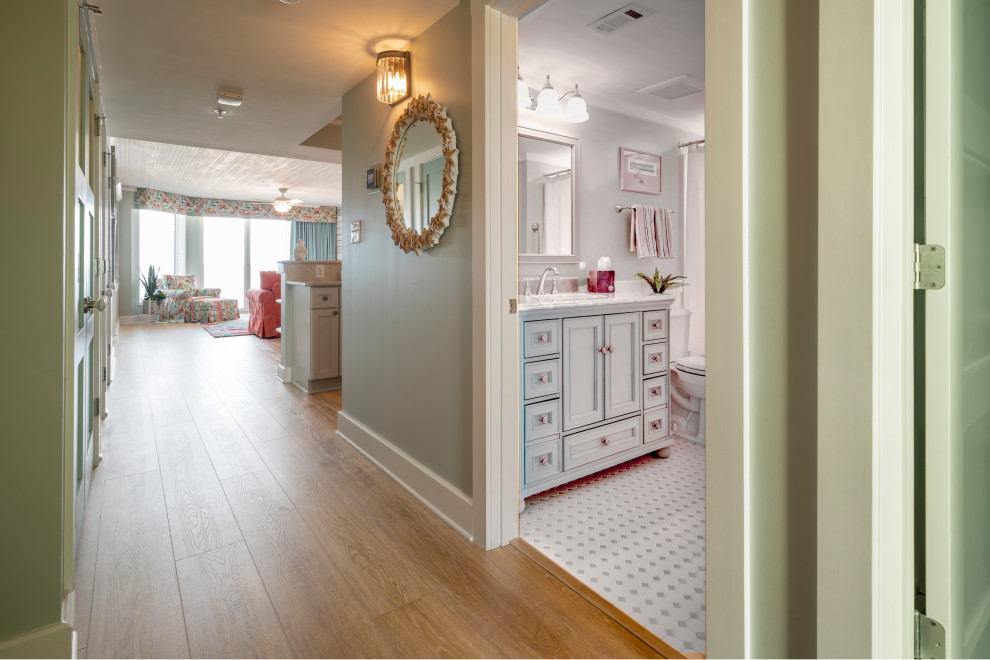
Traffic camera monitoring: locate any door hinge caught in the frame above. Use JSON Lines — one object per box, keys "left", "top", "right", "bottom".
{"left": 102, "top": 366, "right": 107, "bottom": 382}
{"left": 94, "top": 396, "right": 100, "bottom": 413}
{"left": 914, "top": 244, "right": 946, "bottom": 290}
{"left": 509, "top": 298, "right": 518, "bottom": 315}
{"left": 915, "top": 611, "right": 946, "bottom": 659}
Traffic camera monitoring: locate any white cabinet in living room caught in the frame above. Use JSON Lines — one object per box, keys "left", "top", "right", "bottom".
{"left": 283, "top": 280, "right": 342, "bottom": 393}
{"left": 311, "top": 307, "right": 340, "bottom": 380}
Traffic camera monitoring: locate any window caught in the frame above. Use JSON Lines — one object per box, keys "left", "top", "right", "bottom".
{"left": 138, "top": 210, "right": 176, "bottom": 295}
{"left": 204, "top": 217, "right": 246, "bottom": 308}
{"left": 249, "top": 218, "right": 291, "bottom": 288}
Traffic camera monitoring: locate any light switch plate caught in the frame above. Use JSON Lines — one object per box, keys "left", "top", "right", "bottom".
{"left": 315, "top": 264, "right": 325, "bottom": 278}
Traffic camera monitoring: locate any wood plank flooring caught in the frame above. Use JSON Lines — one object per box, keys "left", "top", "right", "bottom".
{"left": 74, "top": 322, "right": 676, "bottom": 658}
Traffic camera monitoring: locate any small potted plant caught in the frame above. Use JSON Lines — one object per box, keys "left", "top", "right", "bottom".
{"left": 635, "top": 268, "right": 687, "bottom": 294}
{"left": 139, "top": 265, "right": 162, "bottom": 319}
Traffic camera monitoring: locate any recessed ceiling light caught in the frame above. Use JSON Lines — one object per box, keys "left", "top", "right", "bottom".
{"left": 279, "top": 0, "right": 298, "bottom": 4}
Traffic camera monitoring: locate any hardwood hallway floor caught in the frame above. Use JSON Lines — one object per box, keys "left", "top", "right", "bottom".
{"left": 73, "top": 322, "right": 676, "bottom": 659}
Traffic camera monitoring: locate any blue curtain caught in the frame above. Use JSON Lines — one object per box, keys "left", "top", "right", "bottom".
{"left": 290, "top": 221, "right": 336, "bottom": 260}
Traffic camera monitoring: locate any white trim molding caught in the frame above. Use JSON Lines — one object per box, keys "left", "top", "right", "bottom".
{"left": 336, "top": 412, "right": 474, "bottom": 541}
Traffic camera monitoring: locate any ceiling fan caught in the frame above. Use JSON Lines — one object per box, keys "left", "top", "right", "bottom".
{"left": 248, "top": 188, "right": 303, "bottom": 213}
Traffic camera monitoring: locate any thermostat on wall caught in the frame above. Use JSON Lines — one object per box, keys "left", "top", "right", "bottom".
{"left": 351, "top": 220, "right": 362, "bottom": 244}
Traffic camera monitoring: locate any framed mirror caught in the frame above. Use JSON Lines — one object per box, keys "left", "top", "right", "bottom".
{"left": 518, "top": 128, "right": 579, "bottom": 263}
{"left": 382, "top": 94, "right": 458, "bottom": 255}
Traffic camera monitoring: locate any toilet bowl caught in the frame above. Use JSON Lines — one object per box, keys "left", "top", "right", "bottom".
{"left": 670, "top": 355, "right": 706, "bottom": 445}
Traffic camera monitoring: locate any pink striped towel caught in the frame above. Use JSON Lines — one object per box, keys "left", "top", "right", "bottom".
{"left": 629, "top": 205, "right": 675, "bottom": 259}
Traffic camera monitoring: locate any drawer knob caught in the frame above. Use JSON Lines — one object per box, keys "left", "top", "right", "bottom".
{"left": 538, "top": 415, "right": 549, "bottom": 424}
{"left": 651, "top": 321, "right": 661, "bottom": 330}
{"left": 650, "top": 387, "right": 661, "bottom": 396}
{"left": 651, "top": 354, "right": 662, "bottom": 362}
{"left": 538, "top": 374, "right": 549, "bottom": 384}
{"left": 538, "top": 333, "right": 550, "bottom": 343}
{"left": 601, "top": 437, "right": 610, "bottom": 446}
{"left": 540, "top": 456, "right": 549, "bottom": 466}
{"left": 651, "top": 420, "right": 663, "bottom": 430}
{"left": 322, "top": 295, "right": 329, "bottom": 301}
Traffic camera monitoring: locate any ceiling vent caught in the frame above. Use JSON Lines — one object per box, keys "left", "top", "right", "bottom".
{"left": 588, "top": 4, "right": 653, "bottom": 35}
{"left": 637, "top": 75, "right": 705, "bottom": 101}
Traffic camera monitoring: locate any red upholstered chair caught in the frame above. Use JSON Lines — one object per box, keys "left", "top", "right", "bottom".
{"left": 246, "top": 271, "right": 281, "bottom": 338}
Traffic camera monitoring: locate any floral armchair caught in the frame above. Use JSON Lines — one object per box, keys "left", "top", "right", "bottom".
{"left": 160, "top": 274, "right": 221, "bottom": 322}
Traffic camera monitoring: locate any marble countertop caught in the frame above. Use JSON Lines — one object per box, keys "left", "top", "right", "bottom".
{"left": 518, "top": 291, "right": 675, "bottom": 312}
{"left": 285, "top": 280, "right": 342, "bottom": 286}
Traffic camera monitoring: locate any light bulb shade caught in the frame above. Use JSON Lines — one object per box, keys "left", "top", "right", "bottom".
{"left": 517, "top": 77, "right": 531, "bottom": 109}
{"left": 564, "top": 95, "right": 589, "bottom": 123}
{"left": 535, "top": 76, "right": 562, "bottom": 116}
{"left": 273, "top": 201, "right": 292, "bottom": 213}
{"left": 376, "top": 51, "right": 411, "bottom": 105}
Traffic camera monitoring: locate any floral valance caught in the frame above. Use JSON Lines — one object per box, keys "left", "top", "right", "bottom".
{"left": 135, "top": 188, "right": 339, "bottom": 223}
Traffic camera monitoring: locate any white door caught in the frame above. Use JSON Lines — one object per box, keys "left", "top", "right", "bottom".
{"left": 922, "top": 0, "right": 990, "bottom": 656}
{"left": 562, "top": 316, "right": 604, "bottom": 431}
{"left": 603, "top": 312, "right": 641, "bottom": 419}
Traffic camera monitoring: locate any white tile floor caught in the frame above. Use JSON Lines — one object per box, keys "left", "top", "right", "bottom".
{"left": 520, "top": 437, "right": 706, "bottom": 655}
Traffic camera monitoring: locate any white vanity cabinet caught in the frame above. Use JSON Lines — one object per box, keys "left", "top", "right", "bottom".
{"left": 285, "top": 283, "right": 342, "bottom": 394}
{"left": 520, "top": 297, "right": 674, "bottom": 498}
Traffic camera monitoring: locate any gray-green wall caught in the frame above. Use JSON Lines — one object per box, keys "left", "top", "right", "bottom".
{"left": 0, "top": 0, "right": 71, "bottom": 646}
{"left": 340, "top": 1, "right": 474, "bottom": 495}
{"left": 118, "top": 190, "right": 141, "bottom": 316}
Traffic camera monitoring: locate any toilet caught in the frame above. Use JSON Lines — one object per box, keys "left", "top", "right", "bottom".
{"left": 669, "top": 307, "right": 706, "bottom": 445}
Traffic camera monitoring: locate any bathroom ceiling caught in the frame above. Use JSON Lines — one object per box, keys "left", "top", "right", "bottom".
{"left": 519, "top": 0, "right": 705, "bottom": 134}
{"left": 91, "top": 0, "right": 457, "bottom": 203}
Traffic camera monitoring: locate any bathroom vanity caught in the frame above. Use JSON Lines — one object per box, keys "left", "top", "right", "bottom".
{"left": 519, "top": 292, "right": 675, "bottom": 498}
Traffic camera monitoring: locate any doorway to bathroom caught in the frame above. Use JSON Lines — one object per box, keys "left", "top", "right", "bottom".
{"left": 514, "top": 1, "right": 707, "bottom": 655}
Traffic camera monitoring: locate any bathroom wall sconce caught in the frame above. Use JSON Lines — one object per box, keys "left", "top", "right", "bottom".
{"left": 376, "top": 51, "right": 411, "bottom": 105}
{"left": 518, "top": 71, "right": 590, "bottom": 123}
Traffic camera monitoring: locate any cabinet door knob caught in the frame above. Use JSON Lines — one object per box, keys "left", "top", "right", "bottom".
{"left": 332, "top": 310, "right": 339, "bottom": 316}
{"left": 538, "top": 333, "right": 549, "bottom": 343}
{"left": 538, "top": 415, "right": 549, "bottom": 424}
{"left": 650, "top": 387, "right": 661, "bottom": 396}
{"left": 538, "top": 374, "right": 549, "bottom": 384}
{"left": 539, "top": 456, "right": 549, "bottom": 466}
{"left": 598, "top": 346, "right": 607, "bottom": 354}
{"left": 607, "top": 345, "right": 614, "bottom": 353}
{"left": 601, "top": 437, "right": 610, "bottom": 446}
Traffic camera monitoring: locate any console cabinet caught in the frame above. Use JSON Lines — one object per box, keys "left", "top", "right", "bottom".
{"left": 286, "top": 283, "right": 342, "bottom": 393}
{"left": 521, "top": 300, "right": 672, "bottom": 498}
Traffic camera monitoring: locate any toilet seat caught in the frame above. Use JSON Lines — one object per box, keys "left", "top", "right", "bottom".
{"left": 674, "top": 354, "right": 706, "bottom": 377}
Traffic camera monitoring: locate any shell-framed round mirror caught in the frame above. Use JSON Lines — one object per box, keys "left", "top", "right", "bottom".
{"left": 382, "top": 94, "right": 459, "bottom": 255}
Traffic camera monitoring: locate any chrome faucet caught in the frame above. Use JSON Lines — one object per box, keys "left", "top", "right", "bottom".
{"left": 537, "top": 266, "right": 559, "bottom": 295}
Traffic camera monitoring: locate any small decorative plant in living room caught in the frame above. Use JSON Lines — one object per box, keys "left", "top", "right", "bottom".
{"left": 636, "top": 267, "right": 687, "bottom": 294}
{"left": 139, "top": 265, "right": 162, "bottom": 316}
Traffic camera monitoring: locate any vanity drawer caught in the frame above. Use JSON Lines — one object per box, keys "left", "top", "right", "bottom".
{"left": 563, "top": 416, "right": 641, "bottom": 470}
{"left": 310, "top": 287, "right": 340, "bottom": 309}
{"left": 644, "top": 407, "right": 670, "bottom": 444}
{"left": 525, "top": 438, "right": 562, "bottom": 485}
{"left": 523, "top": 319, "right": 561, "bottom": 358}
{"left": 523, "top": 359, "right": 560, "bottom": 400}
{"left": 524, "top": 399, "right": 560, "bottom": 443}
{"left": 643, "top": 343, "right": 669, "bottom": 377}
{"left": 643, "top": 310, "right": 668, "bottom": 342}
{"left": 643, "top": 375, "right": 669, "bottom": 411}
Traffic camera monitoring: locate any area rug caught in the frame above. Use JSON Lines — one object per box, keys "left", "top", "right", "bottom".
{"left": 201, "top": 316, "right": 252, "bottom": 338}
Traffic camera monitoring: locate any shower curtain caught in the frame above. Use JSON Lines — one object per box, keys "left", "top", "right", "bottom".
{"left": 680, "top": 145, "right": 706, "bottom": 356}
{"left": 543, "top": 174, "right": 572, "bottom": 254}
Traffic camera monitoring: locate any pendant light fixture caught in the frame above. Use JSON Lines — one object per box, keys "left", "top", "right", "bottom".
{"left": 517, "top": 68, "right": 531, "bottom": 109}
{"left": 376, "top": 51, "right": 411, "bottom": 105}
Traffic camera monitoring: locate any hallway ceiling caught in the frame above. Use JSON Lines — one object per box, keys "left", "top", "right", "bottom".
{"left": 519, "top": 0, "right": 705, "bottom": 134}
{"left": 92, "top": 0, "right": 457, "bottom": 203}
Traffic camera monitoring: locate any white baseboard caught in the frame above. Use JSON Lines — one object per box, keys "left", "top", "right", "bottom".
{"left": 0, "top": 622, "right": 74, "bottom": 659}
{"left": 336, "top": 411, "right": 473, "bottom": 542}
{"left": 118, "top": 314, "right": 157, "bottom": 325}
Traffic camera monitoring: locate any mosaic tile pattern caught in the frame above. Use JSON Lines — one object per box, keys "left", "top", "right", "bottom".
{"left": 521, "top": 437, "right": 706, "bottom": 655}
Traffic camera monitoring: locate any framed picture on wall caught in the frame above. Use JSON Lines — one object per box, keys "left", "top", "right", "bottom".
{"left": 619, "top": 147, "right": 662, "bottom": 195}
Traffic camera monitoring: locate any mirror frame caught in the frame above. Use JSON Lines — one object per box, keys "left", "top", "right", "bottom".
{"left": 382, "top": 94, "right": 459, "bottom": 255}
{"left": 518, "top": 127, "right": 580, "bottom": 264}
